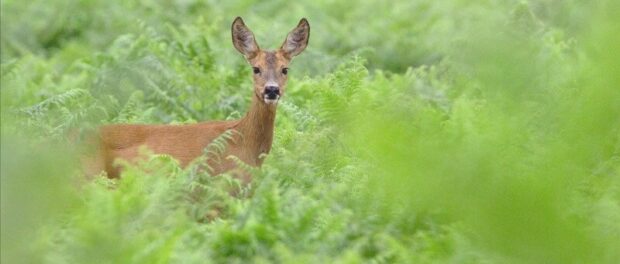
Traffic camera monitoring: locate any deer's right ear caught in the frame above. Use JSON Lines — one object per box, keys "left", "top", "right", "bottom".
{"left": 232, "top": 17, "right": 260, "bottom": 60}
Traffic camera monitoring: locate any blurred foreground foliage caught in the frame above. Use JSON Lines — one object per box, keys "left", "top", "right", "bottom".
{"left": 1, "top": 0, "right": 619, "bottom": 263}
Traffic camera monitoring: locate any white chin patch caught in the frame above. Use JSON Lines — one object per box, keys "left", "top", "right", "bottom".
{"left": 264, "top": 96, "right": 279, "bottom": 104}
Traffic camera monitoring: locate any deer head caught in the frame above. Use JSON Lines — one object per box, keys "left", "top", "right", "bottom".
{"left": 232, "top": 17, "right": 310, "bottom": 105}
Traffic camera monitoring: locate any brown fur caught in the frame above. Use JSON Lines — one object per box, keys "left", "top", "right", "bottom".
{"left": 85, "top": 17, "right": 309, "bottom": 181}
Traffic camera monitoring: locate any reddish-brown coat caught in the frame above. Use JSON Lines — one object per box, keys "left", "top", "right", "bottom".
{"left": 91, "top": 95, "right": 275, "bottom": 180}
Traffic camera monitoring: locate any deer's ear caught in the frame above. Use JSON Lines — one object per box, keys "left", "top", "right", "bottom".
{"left": 280, "top": 18, "right": 310, "bottom": 59}
{"left": 232, "top": 17, "right": 260, "bottom": 59}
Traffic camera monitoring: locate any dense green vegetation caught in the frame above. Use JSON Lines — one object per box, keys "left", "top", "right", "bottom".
{"left": 2, "top": 0, "right": 619, "bottom": 263}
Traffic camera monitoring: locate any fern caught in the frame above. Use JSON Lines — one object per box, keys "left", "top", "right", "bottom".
{"left": 226, "top": 155, "right": 260, "bottom": 176}
{"left": 114, "top": 91, "right": 145, "bottom": 123}
{"left": 279, "top": 100, "right": 318, "bottom": 130}
{"left": 18, "top": 89, "right": 89, "bottom": 118}
{"left": 182, "top": 129, "right": 240, "bottom": 174}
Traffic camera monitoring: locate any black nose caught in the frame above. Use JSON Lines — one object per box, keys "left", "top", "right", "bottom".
{"left": 265, "top": 86, "right": 280, "bottom": 99}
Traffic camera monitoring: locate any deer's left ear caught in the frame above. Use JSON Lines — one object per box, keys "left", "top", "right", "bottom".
{"left": 280, "top": 18, "right": 310, "bottom": 59}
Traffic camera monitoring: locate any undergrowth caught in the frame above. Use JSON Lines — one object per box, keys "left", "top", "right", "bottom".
{"left": 1, "top": 0, "right": 619, "bottom": 263}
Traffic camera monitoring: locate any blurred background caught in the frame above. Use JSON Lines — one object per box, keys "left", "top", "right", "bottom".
{"left": 2, "top": 0, "right": 619, "bottom": 263}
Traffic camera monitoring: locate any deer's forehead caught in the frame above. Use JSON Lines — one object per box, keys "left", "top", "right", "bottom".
{"left": 254, "top": 51, "right": 288, "bottom": 68}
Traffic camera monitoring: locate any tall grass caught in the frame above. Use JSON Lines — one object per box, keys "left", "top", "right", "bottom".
{"left": 2, "top": 0, "right": 619, "bottom": 263}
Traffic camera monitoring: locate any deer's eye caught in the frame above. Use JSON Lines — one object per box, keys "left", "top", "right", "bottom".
{"left": 253, "top": 67, "right": 261, "bottom": 74}
{"left": 282, "top": 68, "right": 289, "bottom": 75}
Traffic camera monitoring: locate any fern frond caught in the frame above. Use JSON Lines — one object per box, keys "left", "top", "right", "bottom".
{"left": 226, "top": 155, "right": 260, "bottom": 175}
{"left": 18, "top": 89, "right": 90, "bottom": 117}
{"left": 280, "top": 100, "right": 318, "bottom": 130}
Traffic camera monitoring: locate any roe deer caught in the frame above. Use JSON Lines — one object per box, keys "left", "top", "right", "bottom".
{"left": 85, "top": 17, "right": 310, "bottom": 182}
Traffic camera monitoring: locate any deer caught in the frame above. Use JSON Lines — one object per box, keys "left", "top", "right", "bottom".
{"left": 84, "top": 17, "right": 310, "bottom": 183}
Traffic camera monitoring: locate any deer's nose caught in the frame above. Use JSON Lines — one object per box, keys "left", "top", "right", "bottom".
{"left": 264, "top": 86, "right": 280, "bottom": 99}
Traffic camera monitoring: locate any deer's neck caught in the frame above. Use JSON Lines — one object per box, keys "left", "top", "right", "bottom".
{"left": 236, "top": 96, "right": 277, "bottom": 165}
